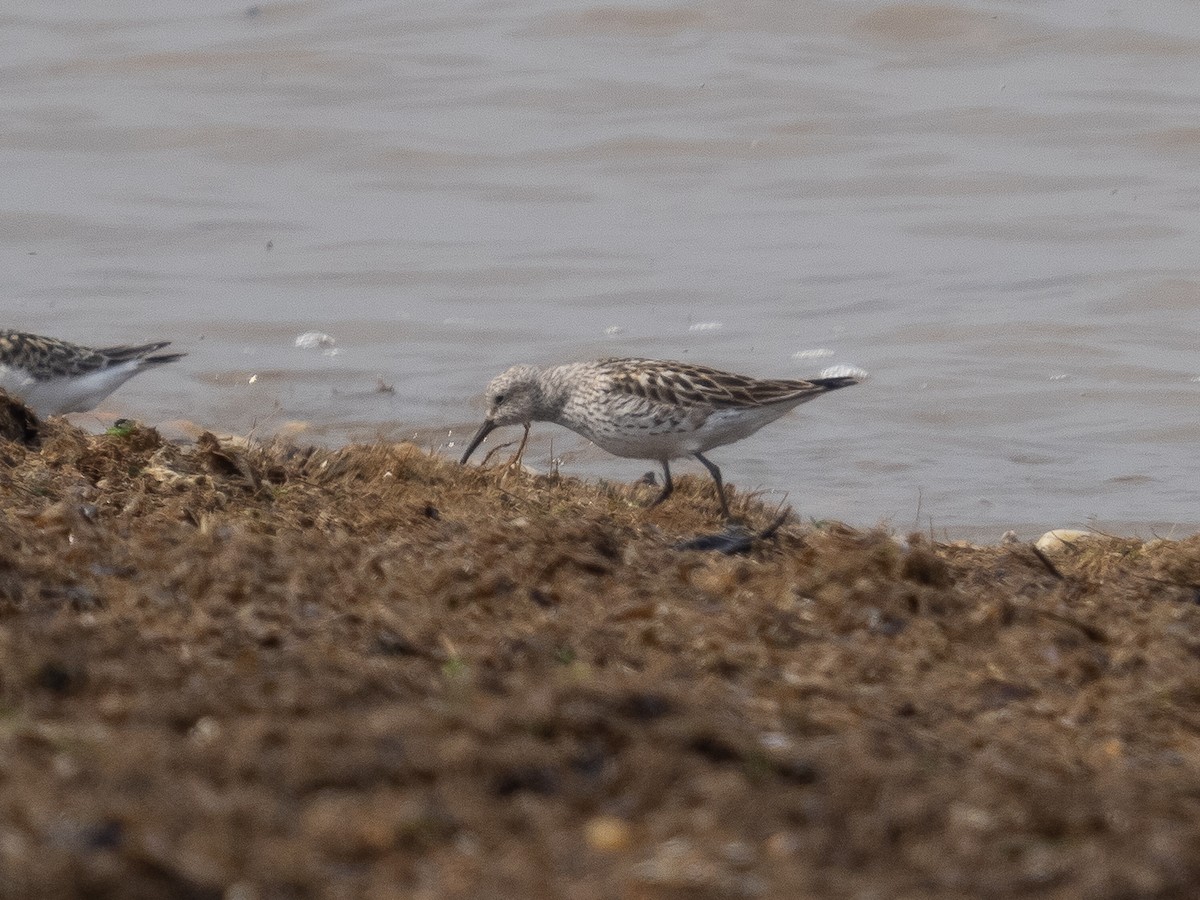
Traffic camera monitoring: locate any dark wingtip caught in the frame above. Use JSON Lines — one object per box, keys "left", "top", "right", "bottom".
{"left": 811, "top": 365, "right": 869, "bottom": 392}
{"left": 809, "top": 375, "right": 860, "bottom": 391}
{"left": 143, "top": 352, "right": 186, "bottom": 366}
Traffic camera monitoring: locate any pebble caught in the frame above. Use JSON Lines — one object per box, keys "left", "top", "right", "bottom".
{"left": 585, "top": 815, "right": 632, "bottom": 853}
{"left": 765, "top": 831, "right": 800, "bottom": 859}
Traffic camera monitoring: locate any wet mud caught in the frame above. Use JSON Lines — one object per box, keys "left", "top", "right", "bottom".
{"left": 1, "top": 414, "right": 1199, "bottom": 898}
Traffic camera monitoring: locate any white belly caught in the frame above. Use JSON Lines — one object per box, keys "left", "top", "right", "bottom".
{"left": 564, "top": 399, "right": 802, "bottom": 461}
{"left": 0, "top": 362, "right": 143, "bottom": 416}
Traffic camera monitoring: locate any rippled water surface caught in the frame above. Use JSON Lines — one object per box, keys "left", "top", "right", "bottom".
{"left": 3, "top": 1, "right": 1200, "bottom": 537}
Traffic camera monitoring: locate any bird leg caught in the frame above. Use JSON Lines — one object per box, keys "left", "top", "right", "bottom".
{"left": 508, "top": 423, "right": 531, "bottom": 470}
{"left": 647, "top": 460, "right": 674, "bottom": 508}
{"left": 693, "top": 452, "right": 734, "bottom": 520}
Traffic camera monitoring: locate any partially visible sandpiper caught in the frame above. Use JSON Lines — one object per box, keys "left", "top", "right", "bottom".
{"left": 460, "top": 357, "right": 866, "bottom": 518}
{"left": 0, "top": 330, "right": 185, "bottom": 417}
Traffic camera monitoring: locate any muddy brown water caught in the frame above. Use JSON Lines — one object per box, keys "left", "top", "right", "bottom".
{"left": 2, "top": 2, "right": 1199, "bottom": 538}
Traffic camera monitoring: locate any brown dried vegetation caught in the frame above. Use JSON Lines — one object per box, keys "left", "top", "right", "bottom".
{"left": 1, "top": 415, "right": 1199, "bottom": 898}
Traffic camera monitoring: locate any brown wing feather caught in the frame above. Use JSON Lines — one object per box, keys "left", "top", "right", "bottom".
{"left": 599, "top": 358, "right": 825, "bottom": 409}
{"left": 0, "top": 330, "right": 180, "bottom": 379}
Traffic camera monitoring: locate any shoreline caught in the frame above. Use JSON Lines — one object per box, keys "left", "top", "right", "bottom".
{"left": 76, "top": 409, "right": 1200, "bottom": 547}
{"left": 2, "top": 414, "right": 1199, "bottom": 896}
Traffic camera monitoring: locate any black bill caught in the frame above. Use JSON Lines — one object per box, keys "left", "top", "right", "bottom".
{"left": 459, "top": 419, "right": 497, "bottom": 464}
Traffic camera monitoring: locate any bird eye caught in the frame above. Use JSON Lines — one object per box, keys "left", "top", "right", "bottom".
{"left": 494, "top": 393, "right": 506, "bottom": 405}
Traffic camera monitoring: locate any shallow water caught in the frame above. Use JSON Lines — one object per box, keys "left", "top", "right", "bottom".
{"left": 2, "top": 0, "right": 1199, "bottom": 538}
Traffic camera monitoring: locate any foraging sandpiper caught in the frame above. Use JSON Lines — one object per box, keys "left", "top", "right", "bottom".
{"left": 460, "top": 357, "right": 865, "bottom": 518}
{"left": 0, "top": 329, "right": 185, "bottom": 417}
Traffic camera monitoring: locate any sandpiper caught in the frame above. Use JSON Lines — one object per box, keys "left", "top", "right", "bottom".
{"left": 0, "top": 330, "right": 185, "bottom": 417}
{"left": 459, "top": 357, "right": 865, "bottom": 518}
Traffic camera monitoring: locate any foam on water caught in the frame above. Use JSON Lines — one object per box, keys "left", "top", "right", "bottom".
{"left": 820, "top": 365, "right": 870, "bottom": 382}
